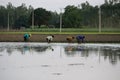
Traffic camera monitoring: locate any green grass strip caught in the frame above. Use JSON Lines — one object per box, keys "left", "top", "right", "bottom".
{"left": 0, "top": 31, "right": 120, "bottom": 34}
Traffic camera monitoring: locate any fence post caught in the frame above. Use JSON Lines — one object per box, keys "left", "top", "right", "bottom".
{"left": 99, "top": 6, "right": 101, "bottom": 33}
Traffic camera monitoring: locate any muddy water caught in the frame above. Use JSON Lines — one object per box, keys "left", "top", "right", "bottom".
{"left": 0, "top": 42, "right": 120, "bottom": 80}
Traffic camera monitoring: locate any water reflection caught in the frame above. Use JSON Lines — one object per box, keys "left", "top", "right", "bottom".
{"left": 64, "top": 45, "right": 120, "bottom": 65}
{"left": 101, "top": 46, "right": 120, "bottom": 65}
{"left": 0, "top": 43, "right": 120, "bottom": 80}
{"left": 0, "top": 44, "right": 54, "bottom": 55}
{"left": 64, "top": 46, "right": 89, "bottom": 57}
{"left": 0, "top": 43, "right": 120, "bottom": 65}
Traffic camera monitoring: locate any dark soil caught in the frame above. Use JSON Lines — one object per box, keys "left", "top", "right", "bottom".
{"left": 0, "top": 34, "right": 120, "bottom": 43}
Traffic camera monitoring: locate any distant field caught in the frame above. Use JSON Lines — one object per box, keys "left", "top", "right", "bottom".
{"left": 26, "top": 28, "right": 120, "bottom": 32}
{"left": 0, "top": 28, "right": 120, "bottom": 34}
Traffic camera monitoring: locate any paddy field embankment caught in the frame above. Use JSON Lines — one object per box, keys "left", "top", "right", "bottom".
{"left": 0, "top": 33, "right": 120, "bottom": 43}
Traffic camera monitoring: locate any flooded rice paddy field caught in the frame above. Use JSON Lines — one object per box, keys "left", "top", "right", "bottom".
{"left": 0, "top": 42, "right": 120, "bottom": 80}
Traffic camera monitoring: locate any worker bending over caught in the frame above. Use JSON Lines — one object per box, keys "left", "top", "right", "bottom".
{"left": 24, "top": 33, "right": 31, "bottom": 42}
{"left": 66, "top": 36, "right": 74, "bottom": 43}
{"left": 76, "top": 35, "right": 85, "bottom": 43}
{"left": 46, "top": 35, "right": 54, "bottom": 43}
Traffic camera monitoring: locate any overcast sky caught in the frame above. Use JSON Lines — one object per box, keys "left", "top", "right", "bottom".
{"left": 0, "top": 0, "right": 105, "bottom": 12}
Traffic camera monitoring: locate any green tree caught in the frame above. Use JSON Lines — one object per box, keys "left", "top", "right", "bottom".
{"left": 48, "top": 11, "right": 59, "bottom": 28}
{"left": 28, "top": 5, "right": 34, "bottom": 28}
{"left": 80, "top": 1, "right": 99, "bottom": 27}
{"left": 34, "top": 8, "right": 51, "bottom": 27}
{"left": 0, "top": 6, "right": 7, "bottom": 29}
{"left": 7, "top": 2, "right": 15, "bottom": 29}
{"left": 101, "top": 1, "right": 120, "bottom": 28}
{"left": 14, "top": 3, "right": 29, "bottom": 29}
{"left": 63, "top": 5, "right": 82, "bottom": 28}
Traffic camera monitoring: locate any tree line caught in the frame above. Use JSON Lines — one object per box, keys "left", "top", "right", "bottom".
{"left": 0, "top": 0, "right": 120, "bottom": 30}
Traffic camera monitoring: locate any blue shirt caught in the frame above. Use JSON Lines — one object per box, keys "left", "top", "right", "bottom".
{"left": 76, "top": 35, "right": 85, "bottom": 40}
{"left": 24, "top": 34, "right": 29, "bottom": 39}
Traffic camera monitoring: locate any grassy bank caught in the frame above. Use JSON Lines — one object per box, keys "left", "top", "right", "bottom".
{"left": 25, "top": 28, "right": 120, "bottom": 32}
{"left": 0, "top": 28, "right": 119, "bottom": 43}
{"left": 0, "top": 32, "right": 120, "bottom": 35}
{"left": 0, "top": 28, "right": 120, "bottom": 34}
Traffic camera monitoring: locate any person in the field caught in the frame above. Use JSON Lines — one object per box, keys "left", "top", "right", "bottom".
{"left": 46, "top": 35, "right": 54, "bottom": 43}
{"left": 24, "top": 33, "right": 31, "bottom": 42}
{"left": 66, "top": 36, "right": 74, "bottom": 43}
{"left": 76, "top": 35, "right": 85, "bottom": 43}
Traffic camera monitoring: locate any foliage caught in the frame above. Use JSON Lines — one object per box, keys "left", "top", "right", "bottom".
{"left": 0, "top": 1, "right": 120, "bottom": 30}
{"left": 48, "top": 11, "right": 59, "bottom": 28}
{"left": 0, "top": 28, "right": 120, "bottom": 35}
{"left": 63, "top": 5, "right": 82, "bottom": 28}
{"left": 33, "top": 8, "right": 51, "bottom": 27}
{"left": 0, "top": 5, "right": 7, "bottom": 28}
